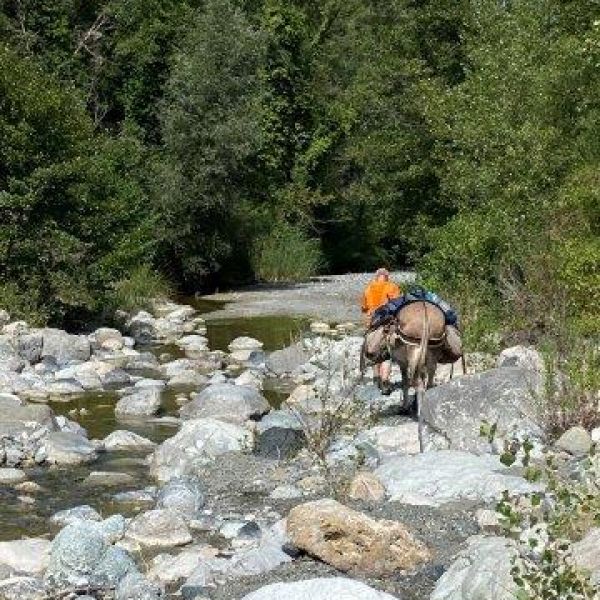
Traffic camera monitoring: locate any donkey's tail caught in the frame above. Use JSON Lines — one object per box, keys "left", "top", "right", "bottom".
{"left": 416, "top": 301, "right": 430, "bottom": 374}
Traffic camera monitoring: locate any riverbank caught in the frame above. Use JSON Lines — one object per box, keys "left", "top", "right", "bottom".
{"left": 200, "top": 272, "right": 415, "bottom": 322}
{"left": 0, "top": 289, "right": 597, "bottom": 600}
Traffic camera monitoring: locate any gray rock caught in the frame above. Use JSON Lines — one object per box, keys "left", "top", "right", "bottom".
{"left": 103, "top": 430, "right": 156, "bottom": 452}
{"left": 123, "top": 352, "right": 160, "bottom": 373}
{"left": 555, "top": 426, "right": 592, "bottom": 456}
{"left": 181, "top": 384, "right": 269, "bottom": 424}
{"left": 421, "top": 367, "right": 543, "bottom": 453}
{"left": 150, "top": 418, "right": 253, "bottom": 483}
{"left": 0, "top": 468, "right": 27, "bottom": 484}
{"left": 241, "top": 578, "right": 400, "bottom": 600}
{"left": 156, "top": 477, "right": 205, "bottom": 520}
{"left": 227, "top": 531, "right": 292, "bottom": 578}
{"left": 93, "top": 328, "right": 125, "bottom": 351}
{"left": 255, "top": 410, "right": 305, "bottom": 459}
{"left": 113, "top": 489, "right": 156, "bottom": 505}
{"left": 0, "top": 576, "right": 46, "bottom": 600}
{"left": 0, "top": 403, "right": 56, "bottom": 434}
{"left": 0, "top": 393, "right": 24, "bottom": 408}
{"left": 267, "top": 342, "right": 311, "bottom": 376}
{"left": 41, "top": 432, "right": 97, "bottom": 465}
{"left": 45, "top": 520, "right": 134, "bottom": 590}
{"left": 102, "top": 368, "right": 132, "bottom": 389}
{"left": 126, "top": 312, "right": 157, "bottom": 345}
{"left": 375, "top": 450, "right": 540, "bottom": 506}
{"left": 497, "top": 345, "right": 544, "bottom": 372}
{"left": 116, "top": 572, "right": 162, "bottom": 600}
{"left": 430, "top": 535, "right": 517, "bottom": 600}
{"left": 355, "top": 422, "right": 420, "bottom": 463}
{"left": 571, "top": 527, "right": 600, "bottom": 584}
{"left": 16, "top": 333, "right": 43, "bottom": 364}
{"left": 125, "top": 509, "right": 192, "bottom": 548}
{"left": 40, "top": 328, "right": 90, "bottom": 366}
{"left": 92, "top": 546, "right": 137, "bottom": 587}
{"left": 0, "top": 538, "right": 51, "bottom": 575}
{"left": 50, "top": 505, "right": 102, "bottom": 527}
{"left": 115, "top": 388, "right": 162, "bottom": 418}
{"left": 99, "top": 514, "right": 128, "bottom": 544}
{"left": 0, "top": 309, "right": 9, "bottom": 326}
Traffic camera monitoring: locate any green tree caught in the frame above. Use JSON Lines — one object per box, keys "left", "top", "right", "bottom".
{"left": 157, "top": 0, "right": 265, "bottom": 288}
{"left": 0, "top": 45, "right": 156, "bottom": 324}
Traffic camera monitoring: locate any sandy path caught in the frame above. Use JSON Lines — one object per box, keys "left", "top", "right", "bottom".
{"left": 200, "top": 271, "right": 415, "bottom": 323}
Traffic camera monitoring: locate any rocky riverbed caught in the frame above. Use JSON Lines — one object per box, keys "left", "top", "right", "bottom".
{"left": 0, "top": 279, "right": 598, "bottom": 600}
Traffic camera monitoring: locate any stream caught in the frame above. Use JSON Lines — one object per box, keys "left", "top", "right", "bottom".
{"left": 0, "top": 301, "right": 308, "bottom": 542}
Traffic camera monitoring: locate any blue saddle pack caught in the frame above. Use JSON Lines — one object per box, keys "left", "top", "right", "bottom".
{"left": 370, "top": 286, "right": 458, "bottom": 330}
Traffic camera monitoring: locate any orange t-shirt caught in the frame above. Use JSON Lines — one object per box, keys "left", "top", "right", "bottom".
{"left": 361, "top": 279, "right": 401, "bottom": 315}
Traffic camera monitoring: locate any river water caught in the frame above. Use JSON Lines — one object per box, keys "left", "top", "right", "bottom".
{"left": 0, "top": 302, "right": 308, "bottom": 541}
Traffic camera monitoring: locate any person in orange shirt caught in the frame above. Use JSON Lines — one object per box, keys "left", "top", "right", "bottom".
{"left": 361, "top": 268, "right": 401, "bottom": 394}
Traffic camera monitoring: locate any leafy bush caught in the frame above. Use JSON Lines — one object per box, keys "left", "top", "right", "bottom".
{"left": 496, "top": 441, "right": 600, "bottom": 599}
{"left": 536, "top": 340, "right": 600, "bottom": 437}
{"left": 252, "top": 223, "right": 323, "bottom": 283}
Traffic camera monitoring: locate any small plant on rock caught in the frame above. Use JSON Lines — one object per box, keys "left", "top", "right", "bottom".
{"left": 496, "top": 439, "right": 600, "bottom": 599}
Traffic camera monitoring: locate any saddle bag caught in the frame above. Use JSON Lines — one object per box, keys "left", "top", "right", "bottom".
{"left": 363, "top": 326, "right": 388, "bottom": 362}
{"left": 438, "top": 325, "right": 463, "bottom": 364}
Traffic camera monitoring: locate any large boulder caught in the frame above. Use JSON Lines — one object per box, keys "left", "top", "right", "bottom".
{"left": 124, "top": 509, "right": 192, "bottom": 548}
{"left": 241, "top": 578, "right": 400, "bottom": 600}
{"left": 255, "top": 410, "right": 305, "bottom": 459}
{"left": 15, "top": 332, "right": 43, "bottom": 364}
{"left": 150, "top": 418, "right": 253, "bottom": 483}
{"left": 40, "top": 432, "right": 97, "bottom": 465}
{"left": 0, "top": 539, "right": 51, "bottom": 575}
{"left": 115, "top": 388, "right": 162, "bottom": 418}
{"left": 375, "top": 450, "right": 540, "bottom": 506}
{"left": 180, "top": 384, "right": 269, "bottom": 424}
{"left": 45, "top": 521, "right": 137, "bottom": 590}
{"left": 430, "top": 536, "right": 517, "bottom": 600}
{"left": 40, "top": 329, "right": 90, "bottom": 366}
{"left": 286, "top": 498, "right": 430, "bottom": 575}
{"left": 420, "top": 367, "right": 543, "bottom": 453}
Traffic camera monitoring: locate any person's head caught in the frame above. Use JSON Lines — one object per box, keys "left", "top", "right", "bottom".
{"left": 375, "top": 267, "right": 390, "bottom": 282}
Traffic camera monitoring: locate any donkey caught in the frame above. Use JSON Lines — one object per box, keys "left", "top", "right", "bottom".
{"left": 390, "top": 301, "right": 446, "bottom": 451}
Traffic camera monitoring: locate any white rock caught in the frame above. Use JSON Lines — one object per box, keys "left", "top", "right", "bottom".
{"left": 375, "top": 450, "right": 541, "bottom": 506}
{"left": 180, "top": 383, "right": 269, "bottom": 424}
{"left": 150, "top": 418, "right": 254, "bottom": 483}
{"left": 103, "top": 430, "right": 156, "bottom": 452}
{"left": 430, "top": 536, "right": 517, "bottom": 600}
{"left": 0, "top": 539, "right": 51, "bottom": 575}
{"left": 241, "top": 577, "right": 400, "bottom": 600}
{"left": 125, "top": 509, "right": 192, "bottom": 548}
{"left": 0, "top": 468, "right": 27, "bottom": 484}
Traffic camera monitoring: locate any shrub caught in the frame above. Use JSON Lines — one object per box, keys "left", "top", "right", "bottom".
{"left": 109, "top": 265, "right": 172, "bottom": 313}
{"left": 535, "top": 340, "right": 600, "bottom": 437}
{"left": 252, "top": 223, "right": 323, "bottom": 283}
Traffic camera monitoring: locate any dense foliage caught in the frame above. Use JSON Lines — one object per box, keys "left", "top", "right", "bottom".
{"left": 0, "top": 0, "right": 598, "bottom": 332}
